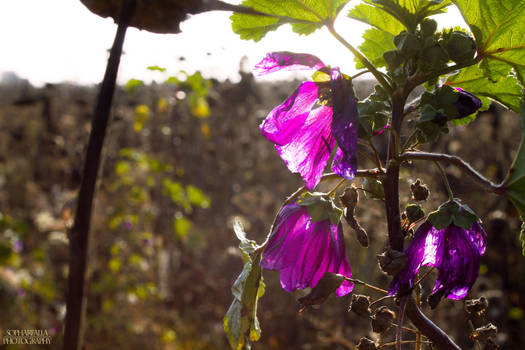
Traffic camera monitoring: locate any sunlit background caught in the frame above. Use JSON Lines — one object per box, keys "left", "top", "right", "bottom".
{"left": 0, "top": 0, "right": 465, "bottom": 87}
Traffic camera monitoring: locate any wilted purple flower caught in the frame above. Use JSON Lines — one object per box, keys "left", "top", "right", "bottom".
{"left": 454, "top": 87, "right": 482, "bottom": 118}
{"left": 256, "top": 52, "right": 358, "bottom": 189}
{"left": 260, "top": 202, "right": 353, "bottom": 297}
{"left": 389, "top": 221, "right": 486, "bottom": 303}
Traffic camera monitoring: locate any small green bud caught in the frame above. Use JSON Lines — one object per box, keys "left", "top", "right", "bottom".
{"left": 406, "top": 203, "right": 425, "bottom": 223}
{"left": 394, "top": 32, "right": 421, "bottom": 57}
{"left": 383, "top": 50, "right": 403, "bottom": 70}
{"left": 445, "top": 31, "right": 476, "bottom": 63}
{"left": 420, "top": 19, "right": 438, "bottom": 36}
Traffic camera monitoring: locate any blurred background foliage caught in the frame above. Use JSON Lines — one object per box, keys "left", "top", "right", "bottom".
{"left": 0, "top": 62, "right": 524, "bottom": 349}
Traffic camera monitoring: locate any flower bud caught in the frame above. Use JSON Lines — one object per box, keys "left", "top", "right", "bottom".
{"left": 371, "top": 306, "right": 395, "bottom": 333}
{"left": 377, "top": 249, "right": 406, "bottom": 276}
{"left": 383, "top": 50, "right": 404, "bottom": 70}
{"left": 445, "top": 31, "right": 476, "bottom": 63}
{"left": 349, "top": 294, "right": 371, "bottom": 316}
{"left": 453, "top": 88, "right": 482, "bottom": 119}
{"left": 357, "top": 337, "right": 377, "bottom": 350}
{"left": 420, "top": 19, "right": 437, "bottom": 36}
{"left": 394, "top": 32, "right": 421, "bottom": 57}
{"left": 471, "top": 323, "right": 498, "bottom": 342}
{"left": 410, "top": 179, "right": 430, "bottom": 201}
{"left": 465, "top": 297, "right": 489, "bottom": 315}
{"left": 405, "top": 203, "right": 425, "bottom": 223}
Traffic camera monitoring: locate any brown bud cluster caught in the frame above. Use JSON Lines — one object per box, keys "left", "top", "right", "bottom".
{"left": 471, "top": 323, "right": 497, "bottom": 342}
{"left": 371, "top": 306, "right": 395, "bottom": 333}
{"left": 410, "top": 179, "right": 430, "bottom": 201}
{"left": 356, "top": 337, "right": 377, "bottom": 350}
{"left": 349, "top": 294, "right": 371, "bottom": 316}
{"left": 340, "top": 187, "right": 369, "bottom": 247}
{"left": 376, "top": 249, "right": 406, "bottom": 276}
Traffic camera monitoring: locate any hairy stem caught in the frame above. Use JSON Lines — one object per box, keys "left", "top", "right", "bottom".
{"left": 384, "top": 90, "right": 463, "bottom": 350}
{"left": 62, "top": 1, "right": 135, "bottom": 349}
{"left": 398, "top": 151, "right": 504, "bottom": 194}
{"left": 327, "top": 24, "right": 393, "bottom": 95}
{"left": 434, "top": 161, "right": 454, "bottom": 201}
{"left": 405, "top": 296, "right": 462, "bottom": 350}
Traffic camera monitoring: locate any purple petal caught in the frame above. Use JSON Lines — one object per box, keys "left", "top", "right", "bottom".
{"left": 431, "top": 224, "right": 486, "bottom": 300}
{"left": 389, "top": 222, "right": 436, "bottom": 295}
{"left": 330, "top": 68, "right": 358, "bottom": 180}
{"left": 389, "top": 221, "right": 487, "bottom": 302}
{"left": 260, "top": 204, "right": 353, "bottom": 297}
{"left": 454, "top": 88, "right": 482, "bottom": 118}
{"left": 254, "top": 52, "right": 326, "bottom": 76}
{"left": 260, "top": 82, "right": 335, "bottom": 189}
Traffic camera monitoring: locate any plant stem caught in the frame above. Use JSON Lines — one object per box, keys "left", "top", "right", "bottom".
{"left": 398, "top": 151, "right": 504, "bottom": 195}
{"left": 346, "top": 277, "right": 388, "bottom": 295}
{"left": 328, "top": 178, "right": 347, "bottom": 196}
{"left": 327, "top": 24, "right": 393, "bottom": 95}
{"left": 414, "top": 267, "right": 436, "bottom": 286}
{"left": 405, "top": 296, "right": 462, "bottom": 350}
{"left": 62, "top": 1, "right": 136, "bottom": 349}
{"left": 434, "top": 161, "right": 454, "bottom": 201}
{"left": 369, "top": 295, "right": 395, "bottom": 308}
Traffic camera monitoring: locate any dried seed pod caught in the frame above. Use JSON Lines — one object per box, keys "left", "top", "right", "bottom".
{"left": 357, "top": 337, "right": 377, "bottom": 350}
{"left": 471, "top": 323, "right": 498, "bottom": 342}
{"left": 340, "top": 187, "right": 369, "bottom": 247}
{"left": 483, "top": 338, "right": 499, "bottom": 350}
{"left": 410, "top": 179, "right": 430, "bottom": 201}
{"left": 371, "top": 306, "right": 395, "bottom": 333}
{"left": 465, "top": 297, "right": 489, "bottom": 314}
{"left": 349, "top": 294, "right": 371, "bottom": 316}
{"left": 376, "top": 249, "right": 406, "bottom": 276}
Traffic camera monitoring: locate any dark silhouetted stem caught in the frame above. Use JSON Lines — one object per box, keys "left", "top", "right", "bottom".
{"left": 62, "top": 1, "right": 135, "bottom": 350}
{"left": 398, "top": 151, "right": 504, "bottom": 194}
{"left": 383, "top": 91, "right": 463, "bottom": 350}
{"left": 405, "top": 297, "right": 462, "bottom": 350}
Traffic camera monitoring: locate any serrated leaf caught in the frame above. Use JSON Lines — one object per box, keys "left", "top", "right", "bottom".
{"left": 355, "top": 0, "right": 451, "bottom": 32}
{"left": 447, "top": 65, "right": 522, "bottom": 113}
{"left": 348, "top": 3, "right": 405, "bottom": 35}
{"left": 230, "top": 0, "right": 350, "bottom": 42}
{"left": 224, "top": 252, "right": 264, "bottom": 350}
{"left": 453, "top": 0, "right": 525, "bottom": 93}
{"left": 356, "top": 28, "right": 397, "bottom": 69}
{"left": 503, "top": 96, "right": 525, "bottom": 220}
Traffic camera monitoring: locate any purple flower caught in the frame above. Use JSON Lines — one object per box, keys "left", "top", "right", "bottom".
{"left": 256, "top": 52, "right": 358, "bottom": 189}
{"left": 453, "top": 87, "right": 482, "bottom": 118}
{"left": 389, "top": 221, "right": 487, "bottom": 305}
{"left": 260, "top": 202, "right": 353, "bottom": 297}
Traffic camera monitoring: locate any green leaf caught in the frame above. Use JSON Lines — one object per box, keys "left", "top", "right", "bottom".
{"left": 147, "top": 65, "right": 166, "bottom": 72}
{"left": 428, "top": 199, "right": 479, "bottom": 229}
{"left": 354, "top": 0, "right": 451, "bottom": 33}
{"left": 224, "top": 252, "right": 265, "bottom": 350}
{"left": 174, "top": 216, "right": 192, "bottom": 238}
{"left": 503, "top": 96, "right": 525, "bottom": 220}
{"left": 447, "top": 65, "right": 522, "bottom": 112}
{"left": 454, "top": 0, "right": 525, "bottom": 86}
{"left": 230, "top": 0, "right": 350, "bottom": 42}
{"left": 348, "top": 3, "right": 405, "bottom": 35}
{"left": 125, "top": 78, "right": 144, "bottom": 93}
{"left": 356, "top": 28, "right": 397, "bottom": 69}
